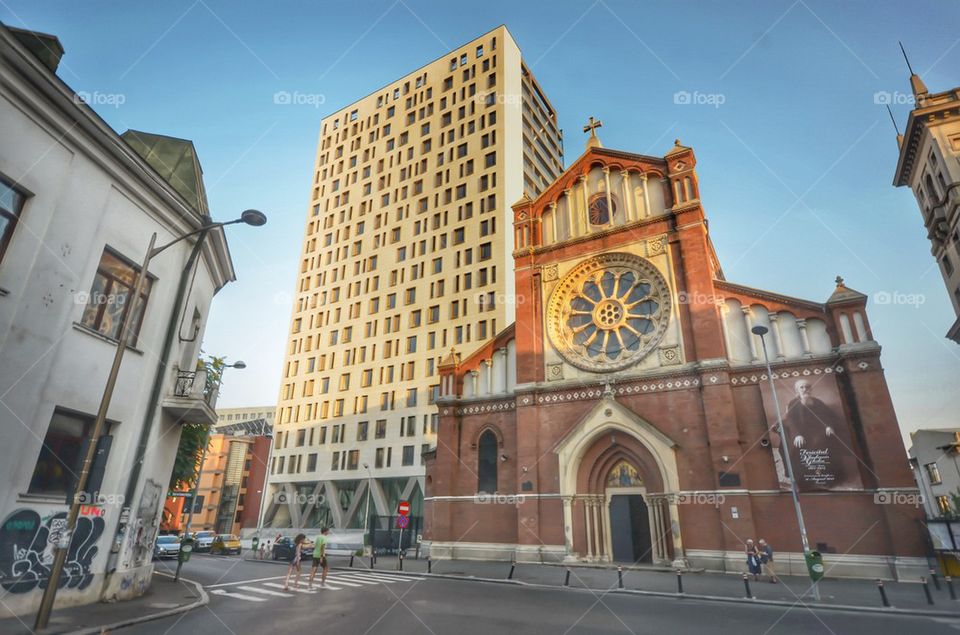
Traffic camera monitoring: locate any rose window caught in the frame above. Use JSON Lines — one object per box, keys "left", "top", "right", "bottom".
{"left": 546, "top": 253, "right": 671, "bottom": 372}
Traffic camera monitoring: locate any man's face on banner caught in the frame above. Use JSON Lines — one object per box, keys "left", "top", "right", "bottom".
{"left": 794, "top": 379, "right": 813, "bottom": 404}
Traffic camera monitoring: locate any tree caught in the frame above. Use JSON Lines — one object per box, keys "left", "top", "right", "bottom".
{"left": 168, "top": 354, "right": 227, "bottom": 490}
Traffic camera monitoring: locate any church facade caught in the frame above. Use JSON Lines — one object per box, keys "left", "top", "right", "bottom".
{"left": 423, "top": 129, "right": 927, "bottom": 579}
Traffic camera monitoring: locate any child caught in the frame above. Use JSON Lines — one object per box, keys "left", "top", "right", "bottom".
{"left": 282, "top": 534, "right": 306, "bottom": 590}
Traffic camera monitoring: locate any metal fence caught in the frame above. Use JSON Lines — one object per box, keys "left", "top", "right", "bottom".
{"left": 369, "top": 515, "right": 421, "bottom": 556}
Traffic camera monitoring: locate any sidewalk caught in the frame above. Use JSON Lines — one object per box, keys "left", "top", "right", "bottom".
{"left": 316, "top": 554, "right": 960, "bottom": 616}
{"left": 0, "top": 572, "right": 207, "bottom": 635}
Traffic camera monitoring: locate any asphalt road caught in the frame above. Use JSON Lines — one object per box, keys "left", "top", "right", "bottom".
{"left": 140, "top": 555, "right": 960, "bottom": 635}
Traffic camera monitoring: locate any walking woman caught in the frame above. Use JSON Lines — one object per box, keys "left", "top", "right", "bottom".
{"left": 745, "top": 539, "right": 762, "bottom": 581}
{"left": 283, "top": 533, "right": 306, "bottom": 590}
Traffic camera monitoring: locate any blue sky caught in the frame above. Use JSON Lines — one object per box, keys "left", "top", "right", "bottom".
{"left": 4, "top": 0, "right": 958, "bottom": 444}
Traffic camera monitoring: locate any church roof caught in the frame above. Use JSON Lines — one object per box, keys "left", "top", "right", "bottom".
{"left": 826, "top": 276, "right": 868, "bottom": 304}
{"left": 121, "top": 129, "right": 210, "bottom": 217}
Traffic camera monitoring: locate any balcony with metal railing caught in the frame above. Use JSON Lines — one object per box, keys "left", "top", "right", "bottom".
{"left": 161, "top": 366, "right": 220, "bottom": 425}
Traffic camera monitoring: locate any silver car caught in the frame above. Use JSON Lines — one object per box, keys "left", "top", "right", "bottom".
{"left": 153, "top": 535, "right": 181, "bottom": 559}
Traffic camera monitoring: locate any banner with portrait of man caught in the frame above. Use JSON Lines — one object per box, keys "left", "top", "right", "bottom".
{"left": 760, "top": 371, "right": 862, "bottom": 492}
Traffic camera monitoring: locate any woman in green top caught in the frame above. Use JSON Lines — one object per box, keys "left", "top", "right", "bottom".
{"left": 308, "top": 527, "right": 330, "bottom": 589}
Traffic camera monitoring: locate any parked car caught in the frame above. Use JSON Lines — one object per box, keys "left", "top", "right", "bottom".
{"left": 271, "top": 536, "right": 313, "bottom": 561}
{"left": 211, "top": 534, "right": 242, "bottom": 555}
{"left": 192, "top": 530, "right": 216, "bottom": 552}
{"left": 153, "top": 535, "right": 180, "bottom": 559}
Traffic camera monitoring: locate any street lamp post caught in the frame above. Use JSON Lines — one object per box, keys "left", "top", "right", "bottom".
{"left": 35, "top": 210, "right": 266, "bottom": 630}
{"left": 752, "top": 325, "right": 820, "bottom": 601}
{"left": 174, "top": 360, "right": 246, "bottom": 581}
{"left": 362, "top": 463, "right": 373, "bottom": 552}
{"left": 253, "top": 425, "right": 277, "bottom": 549}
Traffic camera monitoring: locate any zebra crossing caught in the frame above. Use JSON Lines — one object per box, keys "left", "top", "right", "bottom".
{"left": 208, "top": 571, "right": 424, "bottom": 602}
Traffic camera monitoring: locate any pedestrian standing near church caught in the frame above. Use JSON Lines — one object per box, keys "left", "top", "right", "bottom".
{"left": 283, "top": 533, "right": 306, "bottom": 590}
{"left": 745, "top": 539, "right": 762, "bottom": 581}
{"left": 309, "top": 527, "right": 330, "bottom": 589}
{"left": 758, "top": 539, "right": 778, "bottom": 583}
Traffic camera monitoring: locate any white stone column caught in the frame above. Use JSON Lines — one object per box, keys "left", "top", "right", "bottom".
{"left": 620, "top": 170, "right": 633, "bottom": 223}
{"left": 549, "top": 201, "right": 559, "bottom": 243}
{"left": 494, "top": 347, "right": 508, "bottom": 393}
{"left": 769, "top": 312, "right": 787, "bottom": 360}
{"left": 579, "top": 174, "right": 590, "bottom": 233}
{"left": 590, "top": 499, "right": 602, "bottom": 557}
{"left": 719, "top": 302, "right": 734, "bottom": 360}
{"left": 667, "top": 498, "right": 686, "bottom": 567}
{"left": 796, "top": 318, "right": 813, "bottom": 357}
{"left": 469, "top": 369, "right": 479, "bottom": 397}
{"left": 641, "top": 173, "right": 652, "bottom": 218}
{"left": 742, "top": 306, "right": 760, "bottom": 362}
{"left": 603, "top": 167, "right": 614, "bottom": 228}
{"left": 584, "top": 499, "right": 594, "bottom": 559}
{"left": 563, "top": 189, "right": 575, "bottom": 238}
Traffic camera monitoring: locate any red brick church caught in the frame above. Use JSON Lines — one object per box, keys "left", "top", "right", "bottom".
{"left": 423, "top": 124, "right": 926, "bottom": 578}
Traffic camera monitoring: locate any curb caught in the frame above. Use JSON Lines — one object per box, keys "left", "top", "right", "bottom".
{"left": 336, "top": 567, "right": 960, "bottom": 618}
{"left": 67, "top": 572, "right": 208, "bottom": 635}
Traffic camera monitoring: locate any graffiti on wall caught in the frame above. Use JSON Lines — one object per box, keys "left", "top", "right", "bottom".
{"left": 124, "top": 479, "right": 163, "bottom": 568}
{"left": 0, "top": 508, "right": 105, "bottom": 594}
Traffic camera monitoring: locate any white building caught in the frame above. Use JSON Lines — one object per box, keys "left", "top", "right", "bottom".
{"left": 264, "top": 26, "right": 563, "bottom": 531}
{"left": 0, "top": 24, "right": 235, "bottom": 616}
{"left": 908, "top": 428, "right": 960, "bottom": 519}
{"left": 892, "top": 61, "right": 960, "bottom": 344}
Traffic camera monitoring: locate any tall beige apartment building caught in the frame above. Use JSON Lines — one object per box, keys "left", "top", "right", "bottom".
{"left": 263, "top": 26, "right": 564, "bottom": 531}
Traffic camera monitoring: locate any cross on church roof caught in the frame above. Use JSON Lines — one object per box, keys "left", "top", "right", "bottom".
{"left": 583, "top": 116, "right": 603, "bottom": 148}
{"left": 583, "top": 116, "right": 602, "bottom": 137}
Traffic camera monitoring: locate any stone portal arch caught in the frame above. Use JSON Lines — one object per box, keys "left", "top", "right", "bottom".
{"left": 554, "top": 394, "right": 684, "bottom": 566}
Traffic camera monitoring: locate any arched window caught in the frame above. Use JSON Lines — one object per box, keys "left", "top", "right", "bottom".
{"left": 477, "top": 430, "right": 498, "bottom": 493}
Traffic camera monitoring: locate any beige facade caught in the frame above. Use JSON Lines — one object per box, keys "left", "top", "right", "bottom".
{"left": 266, "top": 26, "right": 563, "bottom": 529}
{"left": 893, "top": 66, "right": 960, "bottom": 343}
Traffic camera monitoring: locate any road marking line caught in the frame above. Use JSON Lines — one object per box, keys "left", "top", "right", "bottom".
{"left": 318, "top": 578, "right": 365, "bottom": 588}
{"left": 263, "top": 581, "right": 343, "bottom": 592}
{"left": 207, "top": 575, "right": 286, "bottom": 589}
{"left": 211, "top": 589, "right": 267, "bottom": 602}
{"left": 349, "top": 572, "right": 423, "bottom": 582}
{"left": 330, "top": 575, "right": 382, "bottom": 585}
{"left": 237, "top": 585, "right": 294, "bottom": 598}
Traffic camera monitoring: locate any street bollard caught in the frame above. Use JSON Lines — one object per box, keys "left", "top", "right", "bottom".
{"left": 370, "top": 554, "right": 375, "bottom": 570}
{"left": 922, "top": 577, "right": 935, "bottom": 605}
{"left": 349, "top": 554, "right": 354, "bottom": 568}
{"left": 877, "top": 580, "right": 891, "bottom": 607}
{"left": 564, "top": 569, "right": 571, "bottom": 587}
{"left": 618, "top": 566, "right": 623, "bottom": 589}
{"left": 742, "top": 573, "right": 753, "bottom": 599}
{"left": 399, "top": 552, "right": 404, "bottom": 571}
{"left": 428, "top": 556, "right": 432, "bottom": 574}
{"left": 676, "top": 570, "right": 684, "bottom": 595}
{"left": 947, "top": 576, "right": 957, "bottom": 600}
{"left": 930, "top": 569, "right": 942, "bottom": 591}
{"left": 508, "top": 561, "right": 516, "bottom": 580}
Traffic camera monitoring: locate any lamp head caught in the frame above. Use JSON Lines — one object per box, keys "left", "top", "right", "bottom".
{"left": 751, "top": 325, "right": 769, "bottom": 336}
{"left": 240, "top": 209, "right": 267, "bottom": 226}
{"left": 231, "top": 360, "right": 247, "bottom": 369}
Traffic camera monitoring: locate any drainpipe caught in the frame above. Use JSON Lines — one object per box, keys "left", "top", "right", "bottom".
{"left": 105, "top": 227, "right": 212, "bottom": 577}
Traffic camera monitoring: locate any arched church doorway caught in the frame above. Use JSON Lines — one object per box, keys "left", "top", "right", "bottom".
{"left": 606, "top": 462, "right": 652, "bottom": 563}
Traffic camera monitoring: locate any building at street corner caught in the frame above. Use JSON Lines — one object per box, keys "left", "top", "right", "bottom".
{"left": 161, "top": 407, "right": 273, "bottom": 536}
{"left": 891, "top": 60, "right": 960, "bottom": 344}
{"left": 0, "top": 25, "right": 234, "bottom": 616}
{"left": 424, "top": 127, "right": 928, "bottom": 579}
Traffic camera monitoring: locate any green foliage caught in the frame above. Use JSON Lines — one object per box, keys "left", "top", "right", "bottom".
{"left": 168, "top": 353, "right": 230, "bottom": 490}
